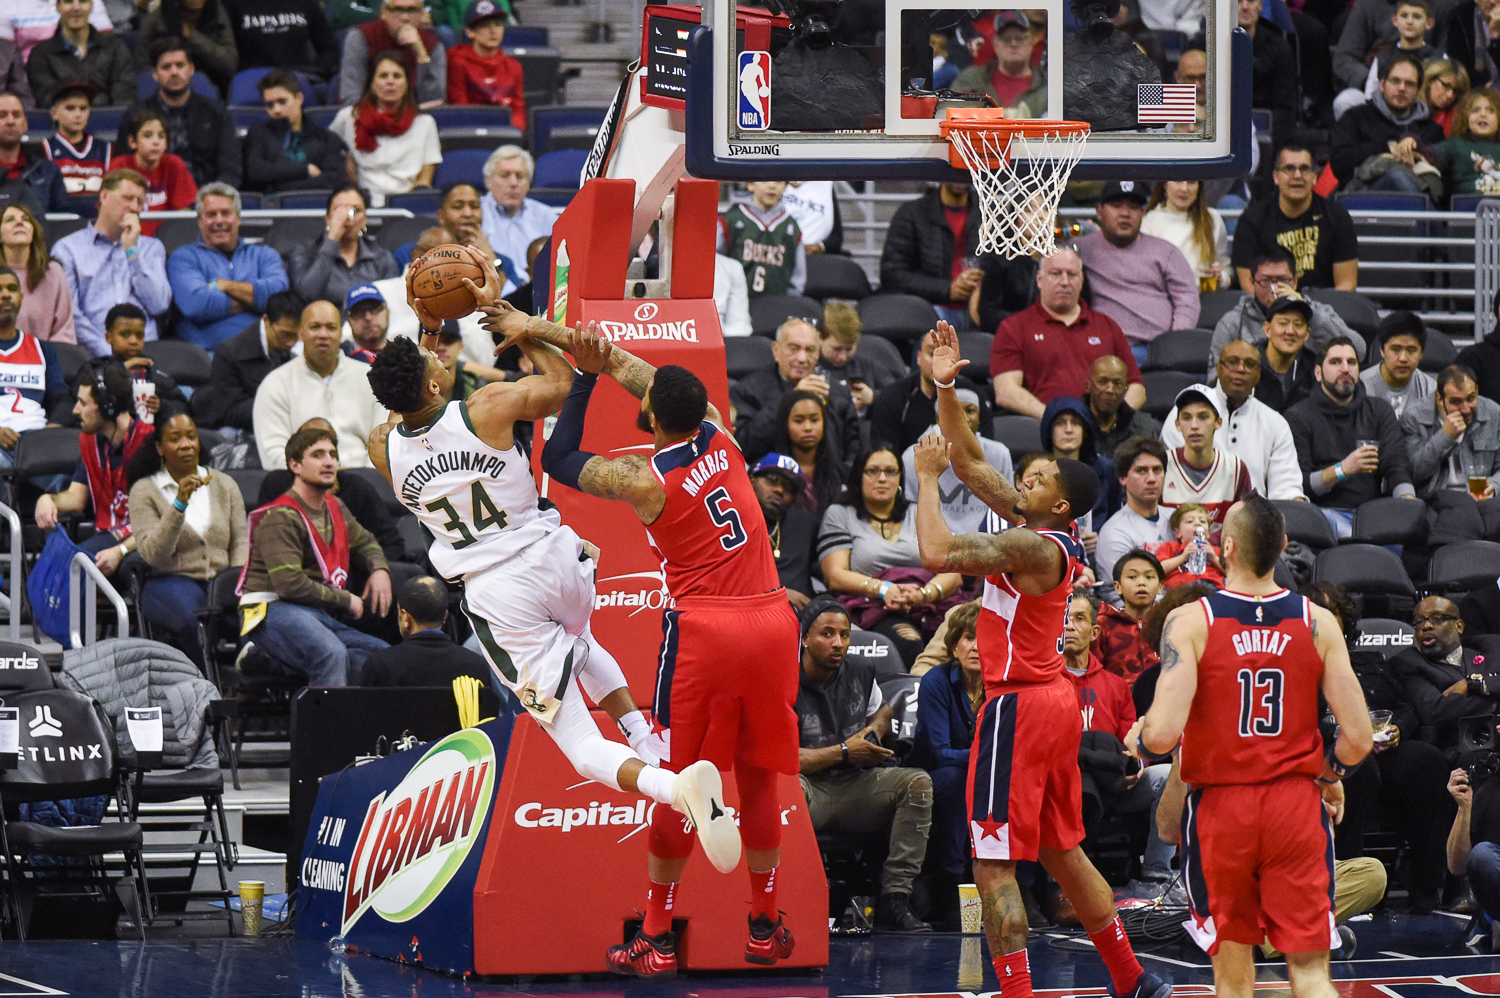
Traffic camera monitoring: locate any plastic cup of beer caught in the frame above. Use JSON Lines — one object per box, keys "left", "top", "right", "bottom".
{"left": 1471, "top": 476, "right": 1490, "bottom": 499}
{"left": 958, "top": 882, "right": 982, "bottom": 934}
{"left": 1370, "top": 710, "right": 1393, "bottom": 746}
{"left": 1355, "top": 438, "right": 1379, "bottom": 454}
{"left": 239, "top": 880, "right": 264, "bottom": 936}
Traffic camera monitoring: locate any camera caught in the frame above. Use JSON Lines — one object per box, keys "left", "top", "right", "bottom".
{"left": 1070, "top": 0, "right": 1121, "bottom": 39}
{"left": 773, "top": 0, "right": 845, "bottom": 47}
{"left": 1458, "top": 714, "right": 1500, "bottom": 786}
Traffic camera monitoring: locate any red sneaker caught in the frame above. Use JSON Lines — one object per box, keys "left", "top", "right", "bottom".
{"left": 607, "top": 929, "right": 678, "bottom": 978}
{"left": 745, "top": 914, "right": 795, "bottom": 965}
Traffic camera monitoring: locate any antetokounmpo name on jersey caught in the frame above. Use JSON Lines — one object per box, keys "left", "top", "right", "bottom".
{"left": 400, "top": 452, "right": 507, "bottom": 508}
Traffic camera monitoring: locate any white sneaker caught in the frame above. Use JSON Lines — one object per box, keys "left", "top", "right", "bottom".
{"left": 670, "top": 760, "right": 741, "bottom": 874}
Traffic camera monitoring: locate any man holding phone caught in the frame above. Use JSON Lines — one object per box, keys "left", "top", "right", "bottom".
{"left": 1448, "top": 760, "right": 1500, "bottom": 940}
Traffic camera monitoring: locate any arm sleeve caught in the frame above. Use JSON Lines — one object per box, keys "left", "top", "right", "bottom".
{"left": 5, "top": 46, "right": 34, "bottom": 108}
{"left": 249, "top": 247, "right": 289, "bottom": 311}
{"left": 128, "top": 483, "right": 184, "bottom": 571}
{"left": 1377, "top": 402, "right": 1415, "bottom": 491}
{"left": 418, "top": 45, "right": 446, "bottom": 104}
{"left": 446, "top": 50, "right": 466, "bottom": 104}
{"left": 341, "top": 500, "right": 390, "bottom": 575}
{"left": 1288, "top": 410, "right": 1323, "bottom": 494}
{"left": 1330, "top": 204, "right": 1360, "bottom": 263}
{"left": 878, "top": 205, "right": 952, "bottom": 304}
{"left": 257, "top": 508, "right": 352, "bottom": 610}
{"left": 107, "top": 43, "right": 136, "bottom": 106}
{"left": 1332, "top": 12, "right": 1376, "bottom": 89}
{"left": 1264, "top": 415, "right": 1308, "bottom": 500}
{"left": 539, "top": 372, "right": 603, "bottom": 488}
{"left": 1112, "top": 321, "right": 1146, "bottom": 382}
{"left": 1403, "top": 411, "right": 1453, "bottom": 488}
{"left": 27, "top": 47, "right": 61, "bottom": 108}
{"left": 867, "top": 385, "right": 902, "bottom": 450}
{"left": 815, "top": 504, "right": 855, "bottom": 562}
{"left": 216, "top": 111, "right": 242, "bottom": 188}
{"left": 39, "top": 341, "right": 67, "bottom": 406}
{"left": 1328, "top": 113, "right": 1377, "bottom": 184}
{"left": 788, "top": 241, "right": 807, "bottom": 295}
{"left": 166, "top": 156, "right": 198, "bottom": 210}
{"left": 304, "top": 0, "right": 341, "bottom": 76}
{"left": 168, "top": 246, "right": 236, "bottom": 321}
{"left": 339, "top": 31, "right": 368, "bottom": 106}
{"left": 244, "top": 128, "right": 300, "bottom": 190}
{"left": 1093, "top": 520, "right": 1131, "bottom": 585}
{"left": 1398, "top": 658, "right": 1495, "bottom": 727}
{"left": 252, "top": 371, "right": 290, "bottom": 470}
{"left": 914, "top": 671, "right": 967, "bottom": 767}
{"left": 1229, "top": 207, "right": 1264, "bottom": 271}
{"left": 186, "top": 19, "right": 238, "bottom": 81}
{"left": 131, "top": 240, "right": 174, "bottom": 316}
{"left": 1162, "top": 244, "right": 1201, "bottom": 330}
{"left": 228, "top": 478, "right": 248, "bottom": 565}
{"left": 196, "top": 346, "right": 250, "bottom": 430}
{"left": 989, "top": 319, "right": 1025, "bottom": 376}
{"left": 291, "top": 239, "right": 341, "bottom": 300}
{"left": 824, "top": 194, "right": 843, "bottom": 255}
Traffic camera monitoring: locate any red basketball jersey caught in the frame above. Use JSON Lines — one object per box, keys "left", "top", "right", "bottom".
{"left": 1180, "top": 589, "right": 1326, "bottom": 788}
{"left": 645, "top": 421, "right": 781, "bottom": 600}
{"left": 976, "top": 529, "right": 1084, "bottom": 690}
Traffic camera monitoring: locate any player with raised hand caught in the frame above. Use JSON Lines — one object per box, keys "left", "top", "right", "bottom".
{"left": 365, "top": 248, "right": 739, "bottom": 886}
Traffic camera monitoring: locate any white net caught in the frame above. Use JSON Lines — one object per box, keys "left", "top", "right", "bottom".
{"left": 946, "top": 124, "right": 1090, "bottom": 259}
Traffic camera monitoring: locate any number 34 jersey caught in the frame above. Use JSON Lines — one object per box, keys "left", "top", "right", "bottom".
{"left": 1180, "top": 588, "right": 1326, "bottom": 789}
{"left": 385, "top": 400, "right": 560, "bottom": 580}
{"left": 646, "top": 421, "right": 781, "bottom": 600}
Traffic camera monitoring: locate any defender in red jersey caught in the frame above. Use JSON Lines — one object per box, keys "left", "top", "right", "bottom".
{"left": 909, "top": 325, "right": 1171, "bottom": 998}
{"left": 1130, "top": 495, "right": 1373, "bottom": 998}
{"left": 537, "top": 324, "right": 800, "bottom": 978}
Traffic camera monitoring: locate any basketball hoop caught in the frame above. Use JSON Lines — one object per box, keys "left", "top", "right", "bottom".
{"left": 940, "top": 109, "right": 1091, "bottom": 260}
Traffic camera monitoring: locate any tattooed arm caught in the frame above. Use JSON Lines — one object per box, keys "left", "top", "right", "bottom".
{"left": 1132, "top": 604, "right": 1205, "bottom": 757}
{"left": 576, "top": 455, "right": 667, "bottom": 524}
{"left": 1317, "top": 602, "right": 1374, "bottom": 781}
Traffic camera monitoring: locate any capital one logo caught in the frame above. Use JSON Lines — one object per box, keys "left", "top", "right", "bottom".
{"left": 29, "top": 706, "right": 61, "bottom": 738}
{"left": 634, "top": 302, "right": 659, "bottom": 322}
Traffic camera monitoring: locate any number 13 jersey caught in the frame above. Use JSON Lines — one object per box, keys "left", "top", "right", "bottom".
{"left": 1180, "top": 588, "right": 1325, "bottom": 788}
{"left": 646, "top": 421, "right": 780, "bottom": 599}
{"left": 386, "top": 400, "right": 559, "bottom": 580}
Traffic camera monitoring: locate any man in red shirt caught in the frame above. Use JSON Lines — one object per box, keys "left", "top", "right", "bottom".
{"left": 951, "top": 11, "right": 1044, "bottom": 114}
{"left": 990, "top": 247, "right": 1145, "bottom": 417}
{"left": 446, "top": 0, "right": 526, "bottom": 124}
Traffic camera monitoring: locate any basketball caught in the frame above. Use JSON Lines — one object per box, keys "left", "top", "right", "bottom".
{"left": 410, "top": 244, "right": 486, "bottom": 320}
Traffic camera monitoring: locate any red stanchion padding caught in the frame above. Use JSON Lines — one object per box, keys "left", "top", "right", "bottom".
{"left": 547, "top": 179, "right": 635, "bottom": 329}
{"left": 471, "top": 711, "right": 829, "bottom": 975}
{"left": 530, "top": 297, "right": 731, "bottom": 706}
{"left": 669, "top": 178, "right": 719, "bottom": 300}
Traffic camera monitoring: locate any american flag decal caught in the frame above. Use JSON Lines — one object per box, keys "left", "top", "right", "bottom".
{"left": 1137, "top": 83, "right": 1198, "bottom": 124}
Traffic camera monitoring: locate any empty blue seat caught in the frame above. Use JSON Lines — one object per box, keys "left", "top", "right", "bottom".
{"left": 502, "top": 26, "right": 548, "bottom": 46}
{"left": 227, "top": 68, "right": 316, "bottom": 107}
{"left": 532, "top": 148, "right": 587, "bottom": 189}
{"left": 386, "top": 191, "right": 442, "bottom": 213}
{"left": 429, "top": 106, "right": 513, "bottom": 129}
{"left": 530, "top": 106, "right": 606, "bottom": 155}
{"left": 432, "top": 148, "right": 490, "bottom": 189}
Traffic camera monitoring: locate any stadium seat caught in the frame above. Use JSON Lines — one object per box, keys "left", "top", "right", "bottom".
{"left": 802, "top": 253, "right": 872, "bottom": 301}
{"left": 375, "top": 214, "right": 438, "bottom": 251}
{"left": 343, "top": 467, "right": 405, "bottom": 518}
{"left": 50, "top": 341, "right": 93, "bottom": 384}
{"left": 303, "top": 106, "right": 339, "bottom": 129}
{"left": 1144, "top": 329, "right": 1213, "bottom": 373}
{"left": 1302, "top": 288, "right": 1381, "bottom": 339}
{"left": 1419, "top": 328, "right": 1458, "bottom": 373}
{"left": 505, "top": 46, "right": 565, "bottom": 108}
{"left": 502, "top": 26, "right": 549, "bottom": 46}
{"left": 143, "top": 340, "right": 212, "bottom": 388}
{"left": 1275, "top": 498, "right": 1338, "bottom": 550}
{"left": 532, "top": 148, "right": 587, "bottom": 189}
{"left": 227, "top": 68, "right": 315, "bottom": 106}
{"left": 1197, "top": 288, "right": 1244, "bottom": 331}
{"left": 856, "top": 294, "right": 937, "bottom": 344}
{"left": 152, "top": 217, "right": 200, "bottom": 257}
{"left": 991, "top": 415, "right": 1043, "bottom": 464}
{"left": 958, "top": 331, "right": 993, "bottom": 382}
{"left": 136, "top": 69, "right": 219, "bottom": 102}
{"left": 1452, "top": 193, "right": 1489, "bottom": 213}
{"left": 227, "top": 469, "right": 267, "bottom": 511}
{"left": 854, "top": 333, "right": 908, "bottom": 384}
{"left": 437, "top": 126, "right": 523, "bottom": 152}
{"left": 230, "top": 106, "right": 270, "bottom": 133}
{"left": 1313, "top": 544, "right": 1416, "bottom": 598}
{"left": 1336, "top": 190, "right": 1432, "bottom": 212}
{"left": 44, "top": 217, "right": 88, "bottom": 247}
{"left": 433, "top": 149, "right": 490, "bottom": 190}
{"left": 385, "top": 191, "right": 442, "bottom": 213}
{"left": 530, "top": 106, "right": 607, "bottom": 155}
{"left": 725, "top": 336, "right": 773, "bottom": 380}
{"left": 10, "top": 427, "right": 81, "bottom": 483}
{"left": 526, "top": 189, "right": 575, "bottom": 209}
{"left": 1351, "top": 617, "right": 1415, "bottom": 659}
{"left": 428, "top": 106, "right": 513, "bottom": 130}
{"left": 1351, "top": 496, "right": 1428, "bottom": 546}
{"left": 847, "top": 628, "right": 905, "bottom": 681}
{"left": 273, "top": 192, "right": 334, "bottom": 210}
{"left": 1139, "top": 370, "right": 1198, "bottom": 420}
{"left": 264, "top": 216, "right": 327, "bottom": 258}
{"left": 1428, "top": 539, "right": 1500, "bottom": 591}
{"left": 749, "top": 293, "right": 822, "bottom": 338}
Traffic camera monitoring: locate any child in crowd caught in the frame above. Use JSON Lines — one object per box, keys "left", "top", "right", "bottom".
{"left": 446, "top": 0, "right": 527, "bottom": 124}
{"left": 85, "top": 304, "right": 188, "bottom": 424}
{"left": 1093, "top": 548, "right": 1163, "bottom": 684}
{"left": 718, "top": 180, "right": 806, "bottom": 298}
{"left": 815, "top": 300, "right": 881, "bottom": 412}
{"left": 43, "top": 81, "right": 111, "bottom": 208}
{"left": 107, "top": 112, "right": 196, "bottom": 236}
{"left": 1148, "top": 503, "right": 1225, "bottom": 589}
{"left": 1336, "top": 0, "right": 1444, "bottom": 118}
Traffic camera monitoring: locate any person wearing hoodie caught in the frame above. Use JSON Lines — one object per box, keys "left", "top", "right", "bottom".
{"left": 1330, "top": 52, "right": 1447, "bottom": 191}
{"left": 1285, "top": 336, "right": 1419, "bottom": 538}
{"left": 1041, "top": 395, "right": 1119, "bottom": 547}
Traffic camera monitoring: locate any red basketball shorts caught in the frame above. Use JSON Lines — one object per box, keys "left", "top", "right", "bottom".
{"left": 966, "top": 675, "right": 1085, "bottom": 862}
{"left": 653, "top": 591, "right": 800, "bottom": 776}
{"left": 1181, "top": 775, "right": 1338, "bottom": 955}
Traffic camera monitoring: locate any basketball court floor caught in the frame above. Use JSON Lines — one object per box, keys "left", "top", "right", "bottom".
{"left": 0, "top": 909, "right": 1490, "bottom": 997}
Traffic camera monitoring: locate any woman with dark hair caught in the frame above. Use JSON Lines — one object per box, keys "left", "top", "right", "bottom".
{"left": 329, "top": 52, "right": 440, "bottom": 204}
{"left": 1301, "top": 581, "right": 1454, "bottom": 913}
{"left": 817, "top": 443, "right": 965, "bottom": 666}
{"left": 138, "top": 0, "right": 239, "bottom": 93}
{"left": 770, "top": 389, "right": 845, "bottom": 515}
{"left": 127, "top": 411, "right": 248, "bottom": 662}
{"left": 288, "top": 182, "right": 399, "bottom": 305}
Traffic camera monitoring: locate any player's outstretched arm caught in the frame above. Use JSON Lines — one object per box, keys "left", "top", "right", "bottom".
{"left": 1131, "top": 603, "right": 1204, "bottom": 759}
{"left": 930, "top": 322, "right": 1023, "bottom": 525}
{"left": 913, "top": 434, "right": 1054, "bottom": 576}
{"left": 1317, "top": 603, "right": 1375, "bottom": 775}
{"left": 466, "top": 328, "right": 581, "bottom": 432}
{"left": 367, "top": 422, "right": 394, "bottom": 486}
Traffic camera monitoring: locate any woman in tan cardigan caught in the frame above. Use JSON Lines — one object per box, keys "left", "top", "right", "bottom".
{"left": 127, "top": 411, "right": 248, "bottom": 662}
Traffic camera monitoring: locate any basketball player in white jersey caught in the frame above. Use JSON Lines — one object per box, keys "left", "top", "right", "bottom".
{"left": 365, "top": 252, "right": 740, "bottom": 873}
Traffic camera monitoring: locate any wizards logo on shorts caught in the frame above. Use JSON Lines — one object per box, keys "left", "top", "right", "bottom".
{"left": 738, "top": 51, "right": 771, "bottom": 130}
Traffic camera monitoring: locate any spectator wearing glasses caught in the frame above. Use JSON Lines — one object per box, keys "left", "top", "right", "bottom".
{"left": 287, "top": 184, "right": 398, "bottom": 307}
{"left": 1231, "top": 144, "right": 1359, "bottom": 291}
{"left": 1207, "top": 248, "right": 1362, "bottom": 377}
{"left": 1330, "top": 53, "right": 1445, "bottom": 195}
{"left": 1401, "top": 364, "right": 1500, "bottom": 500}
{"left": 339, "top": 0, "right": 446, "bottom": 107}
{"left": 949, "top": 11, "right": 1045, "bottom": 116}
{"left": 1362, "top": 311, "right": 1435, "bottom": 420}
{"left": 1395, "top": 595, "right": 1494, "bottom": 762}
{"left": 478, "top": 146, "right": 555, "bottom": 284}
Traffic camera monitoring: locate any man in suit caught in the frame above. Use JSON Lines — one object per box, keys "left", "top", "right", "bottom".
{"left": 193, "top": 290, "right": 303, "bottom": 431}
{"left": 361, "top": 575, "right": 490, "bottom": 687}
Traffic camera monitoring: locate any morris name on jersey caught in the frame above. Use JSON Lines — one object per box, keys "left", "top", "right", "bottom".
{"left": 397, "top": 450, "right": 507, "bottom": 510}
{"left": 678, "top": 450, "right": 730, "bottom": 498}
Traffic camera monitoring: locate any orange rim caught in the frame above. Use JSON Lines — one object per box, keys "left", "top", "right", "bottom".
{"left": 939, "top": 109, "right": 1090, "bottom": 169}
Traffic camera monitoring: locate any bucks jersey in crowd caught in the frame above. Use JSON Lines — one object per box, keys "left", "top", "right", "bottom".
{"left": 719, "top": 201, "right": 806, "bottom": 297}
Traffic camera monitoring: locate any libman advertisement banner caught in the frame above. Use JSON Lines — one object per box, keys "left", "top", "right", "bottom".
{"left": 295, "top": 716, "right": 512, "bottom": 973}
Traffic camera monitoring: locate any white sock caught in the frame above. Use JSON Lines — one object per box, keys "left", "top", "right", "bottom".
{"left": 618, "top": 708, "right": 651, "bottom": 749}
{"left": 635, "top": 764, "right": 677, "bottom": 806}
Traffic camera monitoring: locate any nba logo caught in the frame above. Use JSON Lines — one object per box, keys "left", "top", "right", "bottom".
{"left": 738, "top": 51, "right": 771, "bottom": 130}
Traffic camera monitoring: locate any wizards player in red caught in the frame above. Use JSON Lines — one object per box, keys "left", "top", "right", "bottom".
{"left": 1130, "top": 494, "right": 1373, "bottom": 998}
{"left": 537, "top": 323, "right": 801, "bottom": 978}
{"left": 912, "top": 324, "right": 1168, "bottom": 998}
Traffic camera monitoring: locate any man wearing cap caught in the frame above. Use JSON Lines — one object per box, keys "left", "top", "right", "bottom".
{"left": 900, "top": 387, "right": 1015, "bottom": 535}
{"left": 1162, "top": 340, "right": 1307, "bottom": 500}
{"left": 871, "top": 326, "right": 991, "bottom": 456}
{"left": 167, "top": 183, "right": 289, "bottom": 352}
{"left": 950, "top": 11, "right": 1045, "bottom": 116}
{"left": 1285, "top": 335, "right": 1418, "bottom": 537}
{"left": 446, "top": 0, "right": 526, "bottom": 120}
{"left": 1253, "top": 294, "right": 1320, "bottom": 413}
{"left": 795, "top": 594, "right": 935, "bottom": 933}
{"left": 342, "top": 284, "right": 389, "bottom": 364}
{"left": 1207, "top": 248, "right": 1364, "bottom": 377}
{"left": 750, "top": 453, "right": 819, "bottom": 610}
{"left": 1073, "top": 181, "right": 1200, "bottom": 359}
{"left": 0, "top": 92, "right": 68, "bottom": 217}
{"left": 43, "top": 80, "right": 111, "bottom": 206}
{"left": 1159, "top": 384, "right": 1253, "bottom": 539}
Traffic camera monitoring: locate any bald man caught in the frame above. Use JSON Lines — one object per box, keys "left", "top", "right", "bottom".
{"left": 1085, "top": 355, "right": 1161, "bottom": 458}
{"left": 732, "top": 316, "right": 861, "bottom": 463}
{"left": 252, "top": 299, "right": 390, "bottom": 470}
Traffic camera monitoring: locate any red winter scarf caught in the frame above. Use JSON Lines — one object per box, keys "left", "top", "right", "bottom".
{"left": 237, "top": 492, "right": 350, "bottom": 596}
{"left": 79, "top": 420, "right": 153, "bottom": 538}
{"left": 353, "top": 98, "right": 416, "bottom": 153}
